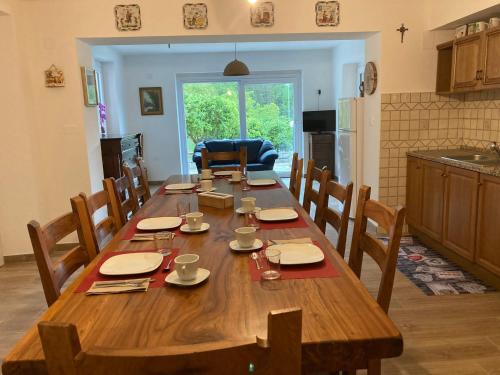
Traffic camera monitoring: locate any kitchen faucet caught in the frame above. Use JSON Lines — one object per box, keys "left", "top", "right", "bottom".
{"left": 489, "top": 141, "right": 500, "bottom": 158}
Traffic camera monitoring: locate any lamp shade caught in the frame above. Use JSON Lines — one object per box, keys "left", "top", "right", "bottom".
{"left": 223, "top": 59, "right": 250, "bottom": 76}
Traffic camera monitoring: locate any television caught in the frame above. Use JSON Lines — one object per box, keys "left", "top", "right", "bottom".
{"left": 302, "top": 110, "right": 336, "bottom": 133}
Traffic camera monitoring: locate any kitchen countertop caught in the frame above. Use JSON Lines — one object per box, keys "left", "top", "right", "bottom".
{"left": 407, "top": 148, "right": 500, "bottom": 177}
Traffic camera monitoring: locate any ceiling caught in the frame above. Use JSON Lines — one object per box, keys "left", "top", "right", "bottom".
{"left": 438, "top": 3, "right": 500, "bottom": 29}
{"left": 111, "top": 40, "right": 348, "bottom": 55}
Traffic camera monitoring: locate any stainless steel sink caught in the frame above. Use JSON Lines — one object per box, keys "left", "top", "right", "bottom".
{"left": 442, "top": 153, "right": 500, "bottom": 166}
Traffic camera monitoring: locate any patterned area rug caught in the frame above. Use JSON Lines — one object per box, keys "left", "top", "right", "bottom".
{"left": 382, "top": 236, "right": 496, "bottom": 295}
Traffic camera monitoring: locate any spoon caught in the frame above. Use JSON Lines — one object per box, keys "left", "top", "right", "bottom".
{"left": 162, "top": 258, "right": 174, "bottom": 273}
{"left": 251, "top": 252, "right": 261, "bottom": 270}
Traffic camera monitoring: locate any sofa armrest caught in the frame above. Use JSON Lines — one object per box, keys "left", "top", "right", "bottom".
{"left": 258, "top": 149, "right": 279, "bottom": 165}
{"left": 192, "top": 151, "right": 202, "bottom": 163}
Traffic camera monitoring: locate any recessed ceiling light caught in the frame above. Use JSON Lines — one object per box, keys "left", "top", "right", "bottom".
{"left": 248, "top": 0, "right": 257, "bottom": 4}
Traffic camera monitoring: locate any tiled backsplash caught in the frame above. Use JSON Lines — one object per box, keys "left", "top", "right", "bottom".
{"left": 379, "top": 90, "right": 500, "bottom": 209}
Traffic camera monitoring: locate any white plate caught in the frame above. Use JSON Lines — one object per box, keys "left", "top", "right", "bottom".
{"left": 227, "top": 178, "right": 242, "bottom": 183}
{"left": 99, "top": 252, "right": 164, "bottom": 276}
{"left": 235, "top": 207, "right": 262, "bottom": 214}
{"left": 266, "top": 243, "right": 325, "bottom": 265}
{"left": 196, "top": 187, "right": 217, "bottom": 193}
{"left": 165, "top": 268, "right": 210, "bottom": 286}
{"left": 137, "top": 217, "right": 182, "bottom": 231}
{"left": 165, "top": 183, "right": 196, "bottom": 190}
{"left": 229, "top": 239, "right": 263, "bottom": 252}
{"left": 247, "top": 178, "right": 277, "bottom": 186}
{"left": 213, "top": 171, "right": 234, "bottom": 176}
{"left": 256, "top": 208, "right": 298, "bottom": 222}
{"left": 180, "top": 223, "right": 210, "bottom": 233}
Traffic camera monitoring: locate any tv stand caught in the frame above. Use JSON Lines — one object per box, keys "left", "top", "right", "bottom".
{"left": 309, "top": 133, "right": 335, "bottom": 175}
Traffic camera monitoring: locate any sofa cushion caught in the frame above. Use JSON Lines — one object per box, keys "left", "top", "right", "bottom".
{"left": 205, "top": 139, "right": 234, "bottom": 153}
{"left": 234, "top": 139, "right": 263, "bottom": 162}
{"left": 258, "top": 140, "right": 275, "bottom": 155}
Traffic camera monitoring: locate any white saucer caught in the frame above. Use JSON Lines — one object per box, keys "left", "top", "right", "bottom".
{"left": 199, "top": 175, "right": 215, "bottom": 180}
{"left": 235, "top": 207, "right": 262, "bottom": 214}
{"left": 180, "top": 223, "right": 210, "bottom": 233}
{"left": 165, "top": 268, "right": 210, "bottom": 286}
{"left": 227, "top": 178, "right": 247, "bottom": 183}
{"left": 229, "top": 239, "right": 264, "bottom": 252}
{"left": 196, "top": 187, "right": 216, "bottom": 193}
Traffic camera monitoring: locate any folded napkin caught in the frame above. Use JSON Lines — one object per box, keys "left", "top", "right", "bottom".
{"left": 85, "top": 278, "right": 151, "bottom": 295}
{"left": 267, "top": 238, "right": 313, "bottom": 245}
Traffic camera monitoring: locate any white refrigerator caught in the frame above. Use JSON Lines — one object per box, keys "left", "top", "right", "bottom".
{"left": 336, "top": 98, "right": 364, "bottom": 218}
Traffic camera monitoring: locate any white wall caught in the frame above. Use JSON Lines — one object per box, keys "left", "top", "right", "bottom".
{"left": 331, "top": 40, "right": 365, "bottom": 106}
{"left": 3, "top": 0, "right": 496, "bottom": 256}
{"left": 121, "top": 49, "right": 334, "bottom": 181}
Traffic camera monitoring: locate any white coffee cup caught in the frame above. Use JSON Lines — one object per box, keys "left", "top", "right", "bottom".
{"left": 241, "top": 197, "right": 256, "bottom": 212}
{"left": 232, "top": 171, "right": 242, "bottom": 182}
{"left": 174, "top": 254, "right": 199, "bottom": 281}
{"left": 200, "top": 179, "right": 213, "bottom": 191}
{"left": 201, "top": 169, "right": 212, "bottom": 180}
{"left": 235, "top": 227, "right": 256, "bottom": 248}
{"left": 490, "top": 17, "right": 500, "bottom": 28}
{"left": 186, "top": 212, "right": 204, "bottom": 230}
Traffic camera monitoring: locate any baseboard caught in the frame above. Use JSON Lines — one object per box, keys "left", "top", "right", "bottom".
{"left": 409, "top": 226, "right": 500, "bottom": 290}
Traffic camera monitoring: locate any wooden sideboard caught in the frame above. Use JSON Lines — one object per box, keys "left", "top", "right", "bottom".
{"left": 100, "top": 133, "right": 143, "bottom": 179}
{"left": 310, "top": 133, "right": 335, "bottom": 175}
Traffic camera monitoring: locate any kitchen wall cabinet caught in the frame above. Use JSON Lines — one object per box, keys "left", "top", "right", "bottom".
{"left": 476, "top": 174, "right": 500, "bottom": 275}
{"left": 406, "top": 157, "right": 422, "bottom": 227}
{"left": 451, "top": 33, "right": 484, "bottom": 92}
{"left": 442, "top": 166, "right": 479, "bottom": 261}
{"left": 420, "top": 160, "right": 446, "bottom": 242}
{"left": 436, "top": 26, "right": 500, "bottom": 94}
{"left": 407, "top": 156, "right": 500, "bottom": 277}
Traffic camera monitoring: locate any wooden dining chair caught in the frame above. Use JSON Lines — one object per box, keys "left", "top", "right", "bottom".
{"left": 27, "top": 210, "right": 97, "bottom": 307}
{"left": 38, "top": 307, "right": 302, "bottom": 375}
{"left": 347, "top": 185, "right": 405, "bottom": 374}
{"left": 289, "top": 153, "right": 304, "bottom": 200}
{"left": 201, "top": 146, "right": 247, "bottom": 172}
{"left": 103, "top": 176, "right": 138, "bottom": 230}
{"left": 71, "top": 190, "right": 120, "bottom": 255}
{"left": 315, "top": 179, "right": 354, "bottom": 258}
{"left": 302, "top": 160, "right": 331, "bottom": 216}
{"left": 123, "top": 157, "right": 151, "bottom": 208}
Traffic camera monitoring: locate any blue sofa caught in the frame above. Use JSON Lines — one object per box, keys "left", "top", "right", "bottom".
{"left": 193, "top": 138, "right": 279, "bottom": 172}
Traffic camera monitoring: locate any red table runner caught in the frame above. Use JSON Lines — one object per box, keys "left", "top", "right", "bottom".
{"left": 121, "top": 216, "right": 183, "bottom": 240}
{"left": 248, "top": 242, "right": 340, "bottom": 281}
{"left": 75, "top": 249, "right": 179, "bottom": 292}
{"left": 258, "top": 211, "right": 310, "bottom": 230}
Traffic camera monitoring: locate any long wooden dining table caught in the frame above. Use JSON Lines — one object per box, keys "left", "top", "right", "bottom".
{"left": 2, "top": 171, "right": 402, "bottom": 374}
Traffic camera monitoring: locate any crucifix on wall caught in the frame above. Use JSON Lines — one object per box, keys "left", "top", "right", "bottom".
{"left": 397, "top": 23, "right": 408, "bottom": 43}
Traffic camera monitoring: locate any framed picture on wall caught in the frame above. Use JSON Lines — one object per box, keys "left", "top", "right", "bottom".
{"left": 80, "top": 67, "right": 98, "bottom": 107}
{"left": 139, "top": 87, "right": 164, "bottom": 116}
{"left": 250, "top": 2, "right": 274, "bottom": 27}
{"left": 183, "top": 3, "right": 208, "bottom": 29}
{"left": 315, "top": 1, "right": 340, "bottom": 27}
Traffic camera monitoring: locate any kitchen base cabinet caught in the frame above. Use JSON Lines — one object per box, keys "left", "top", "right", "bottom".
{"left": 442, "top": 166, "right": 479, "bottom": 261}
{"left": 476, "top": 174, "right": 500, "bottom": 275}
{"left": 407, "top": 156, "right": 500, "bottom": 279}
{"left": 420, "top": 160, "right": 446, "bottom": 242}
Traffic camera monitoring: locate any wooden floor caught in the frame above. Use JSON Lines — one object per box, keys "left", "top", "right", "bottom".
{"left": 1, "top": 182, "right": 500, "bottom": 374}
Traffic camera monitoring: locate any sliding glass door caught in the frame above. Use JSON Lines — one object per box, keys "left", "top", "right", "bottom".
{"left": 177, "top": 72, "right": 302, "bottom": 176}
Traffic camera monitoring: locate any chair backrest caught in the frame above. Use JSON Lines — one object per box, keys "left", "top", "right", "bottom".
{"left": 201, "top": 146, "right": 247, "bottom": 172}
{"left": 123, "top": 158, "right": 151, "bottom": 207}
{"left": 103, "top": 176, "right": 138, "bottom": 230}
{"left": 302, "top": 160, "right": 331, "bottom": 215}
{"left": 38, "top": 307, "right": 302, "bottom": 375}
{"left": 348, "top": 186, "right": 406, "bottom": 313}
{"left": 27, "top": 211, "right": 95, "bottom": 307}
{"left": 71, "top": 191, "right": 119, "bottom": 255}
{"left": 315, "top": 179, "right": 354, "bottom": 258}
{"left": 289, "top": 153, "right": 304, "bottom": 201}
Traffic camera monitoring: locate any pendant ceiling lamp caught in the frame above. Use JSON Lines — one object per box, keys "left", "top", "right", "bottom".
{"left": 223, "top": 43, "right": 250, "bottom": 76}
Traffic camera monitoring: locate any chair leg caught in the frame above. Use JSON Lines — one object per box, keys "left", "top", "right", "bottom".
{"left": 367, "top": 359, "right": 381, "bottom": 375}
{"left": 340, "top": 371, "right": 356, "bottom": 375}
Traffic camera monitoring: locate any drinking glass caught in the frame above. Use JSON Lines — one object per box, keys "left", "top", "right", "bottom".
{"left": 176, "top": 199, "right": 191, "bottom": 220}
{"left": 241, "top": 179, "right": 251, "bottom": 191}
{"left": 261, "top": 248, "right": 281, "bottom": 280}
{"left": 245, "top": 212, "right": 260, "bottom": 230}
{"left": 155, "top": 232, "right": 173, "bottom": 256}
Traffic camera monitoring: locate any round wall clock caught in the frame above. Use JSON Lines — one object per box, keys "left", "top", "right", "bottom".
{"left": 364, "top": 62, "right": 378, "bottom": 95}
